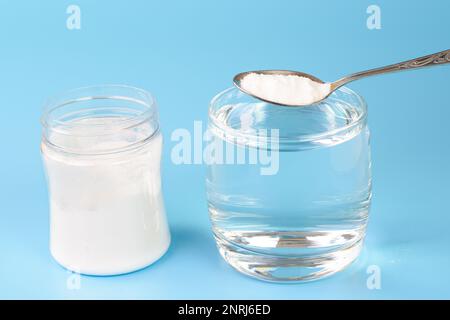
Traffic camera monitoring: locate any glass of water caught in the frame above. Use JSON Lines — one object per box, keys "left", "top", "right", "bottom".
{"left": 206, "top": 86, "right": 371, "bottom": 282}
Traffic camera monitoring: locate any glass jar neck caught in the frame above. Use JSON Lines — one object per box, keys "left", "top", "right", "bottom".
{"left": 41, "top": 85, "right": 159, "bottom": 155}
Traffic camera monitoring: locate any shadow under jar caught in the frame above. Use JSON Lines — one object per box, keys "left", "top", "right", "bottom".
{"left": 41, "top": 85, "right": 170, "bottom": 276}
{"left": 206, "top": 86, "right": 371, "bottom": 282}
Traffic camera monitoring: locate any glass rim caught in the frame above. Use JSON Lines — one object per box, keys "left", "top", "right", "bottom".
{"left": 209, "top": 85, "right": 368, "bottom": 145}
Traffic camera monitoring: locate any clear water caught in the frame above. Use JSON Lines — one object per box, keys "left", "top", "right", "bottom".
{"left": 206, "top": 95, "right": 371, "bottom": 282}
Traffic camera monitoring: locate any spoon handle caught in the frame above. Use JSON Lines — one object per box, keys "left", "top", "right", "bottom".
{"left": 331, "top": 49, "right": 450, "bottom": 90}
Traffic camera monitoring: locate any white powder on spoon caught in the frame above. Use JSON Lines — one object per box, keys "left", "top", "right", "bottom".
{"left": 240, "top": 73, "right": 331, "bottom": 106}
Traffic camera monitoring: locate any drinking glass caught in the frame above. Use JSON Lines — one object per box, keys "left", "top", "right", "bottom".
{"left": 206, "top": 86, "right": 371, "bottom": 282}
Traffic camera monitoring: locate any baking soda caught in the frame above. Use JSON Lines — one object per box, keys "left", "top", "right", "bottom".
{"left": 240, "top": 73, "right": 331, "bottom": 106}
{"left": 42, "top": 128, "right": 170, "bottom": 275}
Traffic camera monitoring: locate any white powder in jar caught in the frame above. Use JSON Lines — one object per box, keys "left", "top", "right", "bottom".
{"left": 42, "top": 129, "right": 170, "bottom": 275}
{"left": 240, "top": 73, "right": 331, "bottom": 106}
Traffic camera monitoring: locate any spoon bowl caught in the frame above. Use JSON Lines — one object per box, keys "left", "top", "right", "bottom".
{"left": 233, "top": 70, "right": 329, "bottom": 107}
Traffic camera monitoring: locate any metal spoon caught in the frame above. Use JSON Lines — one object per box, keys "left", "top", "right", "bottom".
{"left": 233, "top": 49, "right": 450, "bottom": 106}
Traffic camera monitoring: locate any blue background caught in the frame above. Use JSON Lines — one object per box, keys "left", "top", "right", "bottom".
{"left": 0, "top": 0, "right": 449, "bottom": 299}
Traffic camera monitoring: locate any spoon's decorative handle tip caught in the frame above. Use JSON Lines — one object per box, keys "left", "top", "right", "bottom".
{"left": 333, "top": 48, "right": 450, "bottom": 90}
{"left": 399, "top": 49, "right": 450, "bottom": 69}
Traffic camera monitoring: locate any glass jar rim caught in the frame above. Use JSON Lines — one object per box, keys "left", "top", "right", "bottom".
{"left": 41, "top": 84, "right": 157, "bottom": 136}
{"left": 209, "top": 85, "right": 368, "bottom": 147}
{"left": 41, "top": 84, "right": 160, "bottom": 155}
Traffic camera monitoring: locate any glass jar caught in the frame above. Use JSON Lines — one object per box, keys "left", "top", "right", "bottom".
{"left": 206, "top": 86, "right": 371, "bottom": 282}
{"left": 41, "top": 85, "right": 170, "bottom": 276}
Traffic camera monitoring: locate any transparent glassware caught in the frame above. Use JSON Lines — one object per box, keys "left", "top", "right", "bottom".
{"left": 41, "top": 85, "right": 170, "bottom": 276}
{"left": 206, "top": 86, "right": 371, "bottom": 282}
